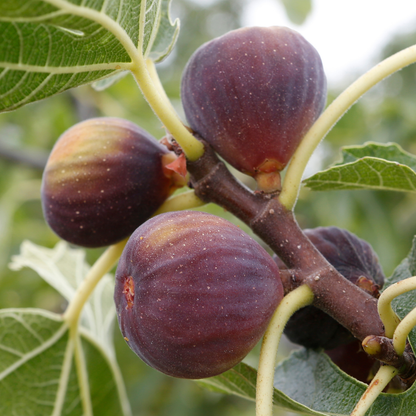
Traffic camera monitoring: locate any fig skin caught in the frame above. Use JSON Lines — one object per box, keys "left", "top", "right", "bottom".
{"left": 114, "top": 211, "right": 283, "bottom": 379}
{"left": 181, "top": 26, "right": 327, "bottom": 188}
{"left": 280, "top": 227, "right": 385, "bottom": 350}
{"left": 41, "top": 117, "right": 181, "bottom": 248}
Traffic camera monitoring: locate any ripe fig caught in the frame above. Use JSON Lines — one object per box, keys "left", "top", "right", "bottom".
{"left": 41, "top": 117, "right": 185, "bottom": 248}
{"left": 181, "top": 26, "right": 327, "bottom": 192}
{"left": 114, "top": 211, "right": 283, "bottom": 379}
{"left": 280, "top": 227, "right": 385, "bottom": 350}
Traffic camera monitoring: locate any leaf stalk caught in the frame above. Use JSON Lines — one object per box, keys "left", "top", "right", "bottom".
{"left": 280, "top": 44, "right": 416, "bottom": 210}
{"left": 350, "top": 365, "right": 399, "bottom": 416}
{"left": 256, "top": 285, "right": 314, "bottom": 416}
{"left": 63, "top": 239, "right": 127, "bottom": 329}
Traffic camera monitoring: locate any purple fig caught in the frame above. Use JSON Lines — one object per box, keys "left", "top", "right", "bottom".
{"left": 114, "top": 211, "right": 283, "bottom": 379}
{"left": 41, "top": 117, "right": 185, "bottom": 248}
{"left": 181, "top": 26, "right": 327, "bottom": 192}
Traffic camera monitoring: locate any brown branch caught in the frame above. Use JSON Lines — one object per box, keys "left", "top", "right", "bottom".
{"left": 186, "top": 141, "right": 415, "bottom": 380}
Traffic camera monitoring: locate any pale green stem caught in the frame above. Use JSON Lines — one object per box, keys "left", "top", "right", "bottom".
{"left": 73, "top": 332, "right": 93, "bottom": 416}
{"left": 350, "top": 365, "right": 399, "bottom": 416}
{"left": 146, "top": 59, "right": 180, "bottom": 118}
{"left": 134, "top": 1, "right": 203, "bottom": 159}
{"left": 256, "top": 285, "right": 314, "bottom": 416}
{"left": 279, "top": 44, "right": 416, "bottom": 211}
{"left": 378, "top": 276, "right": 416, "bottom": 338}
{"left": 153, "top": 190, "right": 206, "bottom": 216}
{"left": 393, "top": 304, "right": 416, "bottom": 355}
{"left": 130, "top": 60, "right": 204, "bottom": 161}
{"left": 63, "top": 239, "right": 127, "bottom": 329}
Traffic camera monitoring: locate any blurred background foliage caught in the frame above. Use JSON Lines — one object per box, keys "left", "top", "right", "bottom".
{"left": 0, "top": 0, "right": 416, "bottom": 415}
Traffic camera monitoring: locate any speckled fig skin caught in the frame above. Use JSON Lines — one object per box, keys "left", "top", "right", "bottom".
{"left": 114, "top": 211, "right": 283, "bottom": 379}
{"left": 280, "top": 227, "right": 385, "bottom": 350}
{"left": 181, "top": 26, "right": 327, "bottom": 178}
{"left": 41, "top": 117, "right": 177, "bottom": 248}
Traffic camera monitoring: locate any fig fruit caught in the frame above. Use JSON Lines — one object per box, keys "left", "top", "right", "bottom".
{"left": 41, "top": 117, "right": 185, "bottom": 248}
{"left": 181, "top": 26, "right": 327, "bottom": 192}
{"left": 114, "top": 211, "right": 283, "bottom": 379}
{"left": 280, "top": 226, "right": 385, "bottom": 350}
{"left": 325, "top": 340, "right": 377, "bottom": 383}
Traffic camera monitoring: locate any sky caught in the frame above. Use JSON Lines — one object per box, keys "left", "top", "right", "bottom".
{"left": 241, "top": 0, "right": 416, "bottom": 88}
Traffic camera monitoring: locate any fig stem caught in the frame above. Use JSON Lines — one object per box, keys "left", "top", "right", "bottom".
{"left": 378, "top": 277, "right": 416, "bottom": 338}
{"left": 394, "top": 303, "right": 416, "bottom": 356}
{"left": 63, "top": 239, "right": 127, "bottom": 329}
{"left": 350, "top": 365, "right": 399, "bottom": 416}
{"left": 153, "top": 190, "right": 206, "bottom": 215}
{"left": 256, "top": 284, "right": 314, "bottom": 416}
{"left": 279, "top": 43, "right": 416, "bottom": 211}
{"left": 146, "top": 59, "right": 180, "bottom": 121}
{"left": 130, "top": 59, "right": 204, "bottom": 161}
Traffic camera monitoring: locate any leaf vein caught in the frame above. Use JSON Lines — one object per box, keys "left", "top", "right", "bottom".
{"left": 0, "top": 11, "right": 67, "bottom": 23}
{"left": 0, "top": 322, "right": 68, "bottom": 381}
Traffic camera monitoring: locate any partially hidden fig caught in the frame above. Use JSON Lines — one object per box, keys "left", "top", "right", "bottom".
{"left": 181, "top": 26, "right": 327, "bottom": 192}
{"left": 114, "top": 211, "right": 283, "bottom": 379}
{"left": 41, "top": 117, "right": 186, "bottom": 248}
{"left": 278, "top": 226, "right": 385, "bottom": 350}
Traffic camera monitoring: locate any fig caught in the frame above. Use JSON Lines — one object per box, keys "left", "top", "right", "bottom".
{"left": 181, "top": 26, "right": 327, "bottom": 192}
{"left": 325, "top": 340, "right": 377, "bottom": 383}
{"left": 41, "top": 117, "right": 185, "bottom": 248}
{"left": 114, "top": 211, "right": 283, "bottom": 379}
{"left": 280, "top": 227, "right": 385, "bottom": 350}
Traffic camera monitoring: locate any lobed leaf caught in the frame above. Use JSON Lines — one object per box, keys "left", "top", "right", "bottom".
{"left": 0, "top": 309, "right": 131, "bottom": 416}
{"left": 0, "top": 0, "right": 178, "bottom": 110}
{"left": 148, "top": 0, "right": 180, "bottom": 63}
{"left": 304, "top": 142, "right": 416, "bottom": 193}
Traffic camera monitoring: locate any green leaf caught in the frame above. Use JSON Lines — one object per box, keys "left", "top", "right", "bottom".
{"left": 304, "top": 142, "right": 416, "bottom": 193}
{"left": 273, "top": 348, "right": 416, "bottom": 416}
{"left": 0, "top": 0, "right": 179, "bottom": 111}
{"left": 273, "top": 350, "right": 365, "bottom": 415}
{"left": 281, "top": 0, "right": 312, "bottom": 25}
{"left": 198, "top": 362, "right": 327, "bottom": 415}
{"left": 0, "top": 308, "right": 131, "bottom": 416}
{"left": 9, "top": 240, "right": 116, "bottom": 357}
{"left": 148, "top": 0, "right": 180, "bottom": 63}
